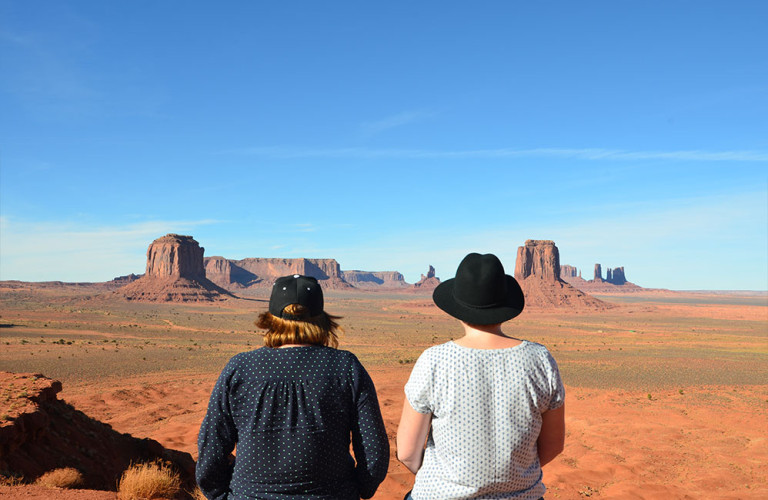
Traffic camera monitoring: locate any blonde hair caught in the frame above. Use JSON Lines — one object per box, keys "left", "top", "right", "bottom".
{"left": 256, "top": 303, "right": 342, "bottom": 348}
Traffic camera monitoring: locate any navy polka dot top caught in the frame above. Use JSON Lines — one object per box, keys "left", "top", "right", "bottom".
{"left": 197, "top": 345, "right": 390, "bottom": 500}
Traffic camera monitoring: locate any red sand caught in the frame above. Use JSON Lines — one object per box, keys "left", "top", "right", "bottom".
{"left": 27, "top": 368, "right": 760, "bottom": 500}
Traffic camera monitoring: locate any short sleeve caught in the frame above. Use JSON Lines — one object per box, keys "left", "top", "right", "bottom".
{"left": 404, "top": 349, "right": 434, "bottom": 414}
{"left": 544, "top": 349, "right": 565, "bottom": 411}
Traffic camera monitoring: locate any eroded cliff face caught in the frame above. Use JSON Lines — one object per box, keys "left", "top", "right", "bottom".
{"left": 594, "top": 264, "right": 604, "bottom": 282}
{"left": 342, "top": 270, "right": 408, "bottom": 288}
{"left": 0, "top": 372, "right": 195, "bottom": 490}
{"left": 607, "top": 266, "right": 627, "bottom": 285}
{"left": 414, "top": 265, "right": 440, "bottom": 289}
{"left": 560, "top": 263, "right": 639, "bottom": 292}
{"left": 235, "top": 258, "right": 342, "bottom": 280}
{"left": 145, "top": 234, "right": 205, "bottom": 280}
{"left": 201, "top": 257, "right": 353, "bottom": 289}
{"left": 560, "top": 264, "right": 579, "bottom": 279}
{"left": 116, "top": 234, "right": 231, "bottom": 302}
{"left": 513, "top": 240, "right": 608, "bottom": 310}
{"left": 514, "top": 240, "right": 561, "bottom": 281}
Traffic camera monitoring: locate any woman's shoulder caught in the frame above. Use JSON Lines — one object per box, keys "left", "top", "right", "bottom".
{"left": 521, "top": 340, "right": 557, "bottom": 356}
{"left": 412, "top": 341, "right": 459, "bottom": 365}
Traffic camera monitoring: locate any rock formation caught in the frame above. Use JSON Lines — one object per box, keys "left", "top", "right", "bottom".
{"left": 204, "top": 256, "right": 261, "bottom": 288}
{"left": 560, "top": 265, "right": 579, "bottom": 279}
{"left": 560, "top": 263, "right": 640, "bottom": 292}
{"left": 515, "top": 240, "right": 561, "bottom": 281}
{"left": 342, "top": 270, "right": 408, "bottom": 288}
{"left": 109, "top": 273, "right": 142, "bottom": 285}
{"left": 607, "top": 266, "right": 627, "bottom": 285}
{"left": 514, "top": 240, "right": 607, "bottom": 310}
{"left": 0, "top": 372, "right": 195, "bottom": 490}
{"left": 145, "top": 234, "right": 205, "bottom": 280}
{"left": 116, "top": 234, "right": 233, "bottom": 302}
{"left": 414, "top": 265, "right": 440, "bottom": 289}
{"left": 204, "top": 257, "right": 353, "bottom": 290}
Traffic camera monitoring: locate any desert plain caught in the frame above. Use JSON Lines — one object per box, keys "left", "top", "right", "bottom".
{"left": 1, "top": 284, "right": 766, "bottom": 499}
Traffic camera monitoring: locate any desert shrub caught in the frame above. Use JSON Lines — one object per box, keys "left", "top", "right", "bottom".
{"left": 0, "top": 472, "right": 24, "bottom": 486}
{"left": 35, "top": 467, "right": 84, "bottom": 489}
{"left": 117, "top": 460, "right": 181, "bottom": 500}
{"left": 189, "top": 486, "right": 208, "bottom": 500}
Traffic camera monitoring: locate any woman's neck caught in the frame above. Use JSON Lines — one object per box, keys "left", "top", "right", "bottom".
{"left": 453, "top": 321, "right": 522, "bottom": 349}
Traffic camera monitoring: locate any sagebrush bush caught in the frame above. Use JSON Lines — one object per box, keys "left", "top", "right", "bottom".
{"left": 116, "top": 461, "right": 181, "bottom": 500}
{"left": 189, "top": 486, "right": 207, "bottom": 500}
{"left": 35, "top": 467, "right": 84, "bottom": 489}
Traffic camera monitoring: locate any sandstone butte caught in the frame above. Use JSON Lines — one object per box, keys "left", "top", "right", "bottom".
{"left": 514, "top": 240, "right": 609, "bottom": 310}
{"left": 413, "top": 265, "right": 440, "bottom": 289}
{"left": 110, "top": 234, "right": 637, "bottom": 306}
{"left": 204, "top": 256, "right": 354, "bottom": 290}
{"left": 560, "top": 262, "right": 643, "bottom": 293}
{"left": 115, "top": 234, "right": 233, "bottom": 302}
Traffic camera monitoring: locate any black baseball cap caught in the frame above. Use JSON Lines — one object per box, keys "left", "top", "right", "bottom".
{"left": 268, "top": 274, "right": 324, "bottom": 319}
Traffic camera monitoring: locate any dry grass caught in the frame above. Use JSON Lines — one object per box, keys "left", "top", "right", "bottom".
{"left": 116, "top": 461, "right": 181, "bottom": 500}
{"left": 0, "top": 473, "right": 24, "bottom": 487}
{"left": 34, "top": 467, "right": 84, "bottom": 489}
{"left": 188, "top": 487, "right": 207, "bottom": 500}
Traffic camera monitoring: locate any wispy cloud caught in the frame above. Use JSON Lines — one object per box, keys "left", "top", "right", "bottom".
{"left": 223, "top": 146, "right": 768, "bottom": 162}
{"left": 359, "top": 110, "right": 433, "bottom": 136}
{"left": 293, "top": 223, "right": 317, "bottom": 233}
{"left": 0, "top": 218, "right": 219, "bottom": 282}
{"left": 315, "top": 189, "right": 768, "bottom": 290}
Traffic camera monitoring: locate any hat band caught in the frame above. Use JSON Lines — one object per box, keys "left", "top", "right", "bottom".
{"left": 452, "top": 292, "right": 502, "bottom": 310}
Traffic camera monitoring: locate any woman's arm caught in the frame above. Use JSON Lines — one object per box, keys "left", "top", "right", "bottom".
{"left": 537, "top": 404, "right": 565, "bottom": 466}
{"left": 196, "top": 364, "right": 238, "bottom": 500}
{"left": 396, "top": 398, "right": 432, "bottom": 474}
{"left": 350, "top": 361, "right": 390, "bottom": 499}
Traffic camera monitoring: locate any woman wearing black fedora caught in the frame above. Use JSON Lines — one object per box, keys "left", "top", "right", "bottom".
{"left": 197, "top": 274, "right": 390, "bottom": 500}
{"left": 397, "top": 253, "right": 565, "bottom": 499}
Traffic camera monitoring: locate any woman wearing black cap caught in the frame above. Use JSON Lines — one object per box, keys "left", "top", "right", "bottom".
{"left": 197, "top": 274, "right": 389, "bottom": 500}
{"left": 397, "top": 253, "right": 565, "bottom": 500}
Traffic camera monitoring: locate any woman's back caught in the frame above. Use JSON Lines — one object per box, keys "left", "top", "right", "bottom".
{"left": 404, "top": 341, "right": 564, "bottom": 499}
{"left": 198, "top": 344, "right": 389, "bottom": 499}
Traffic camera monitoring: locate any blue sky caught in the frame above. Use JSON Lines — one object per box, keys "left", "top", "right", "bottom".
{"left": 1, "top": 1, "right": 766, "bottom": 290}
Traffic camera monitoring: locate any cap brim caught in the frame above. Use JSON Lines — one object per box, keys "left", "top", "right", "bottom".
{"left": 432, "top": 275, "right": 525, "bottom": 325}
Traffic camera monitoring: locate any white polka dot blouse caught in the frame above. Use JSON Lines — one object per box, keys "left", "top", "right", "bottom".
{"left": 405, "top": 341, "right": 565, "bottom": 499}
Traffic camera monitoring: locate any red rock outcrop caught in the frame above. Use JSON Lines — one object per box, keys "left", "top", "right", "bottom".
{"left": 607, "top": 266, "right": 627, "bottom": 285}
{"left": 560, "top": 263, "right": 641, "bottom": 292}
{"left": 0, "top": 372, "right": 195, "bottom": 490}
{"left": 203, "top": 257, "right": 353, "bottom": 290}
{"left": 342, "top": 270, "right": 409, "bottom": 288}
{"left": 109, "top": 273, "right": 142, "bottom": 286}
{"left": 145, "top": 234, "right": 205, "bottom": 280}
{"left": 594, "top": 263, "right": 604, "bottom": 282}
{"left": 414, "top": 265, "right": 440, "bottom": 289}
{"left": 515, "top": 240, "right": 561, "bottom": 281}
{"left": 115, "top": 234, "right": 233, "bottom": 302}
{"left": 204, "top": 256, "right": 261, "bottom": 288}
{"left": 560, "top": 265, "right": 579, "bottom": 279}
{"left": 514, "top": 240, "right": 608, "bottom": 310}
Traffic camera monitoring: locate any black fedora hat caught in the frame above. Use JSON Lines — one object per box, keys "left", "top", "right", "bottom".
{"left": 432, "top": 253, "right": 524, "bottom": 325}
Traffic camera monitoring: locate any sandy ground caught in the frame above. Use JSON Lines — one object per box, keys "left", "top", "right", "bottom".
{"left": 1, "top": 288, "right": 766, "bottom": 499}
{"left": 21, "top": 368, "right": 758, "bottom": 500}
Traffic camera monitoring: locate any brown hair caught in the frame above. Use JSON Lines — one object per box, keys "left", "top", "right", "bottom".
{"left": 256, "top": 303, "right": 342, "bottom": 348}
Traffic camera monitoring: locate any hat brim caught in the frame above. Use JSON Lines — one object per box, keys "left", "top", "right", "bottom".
{"left": 432, "top": 275, "right": 525, "bottom": 325}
